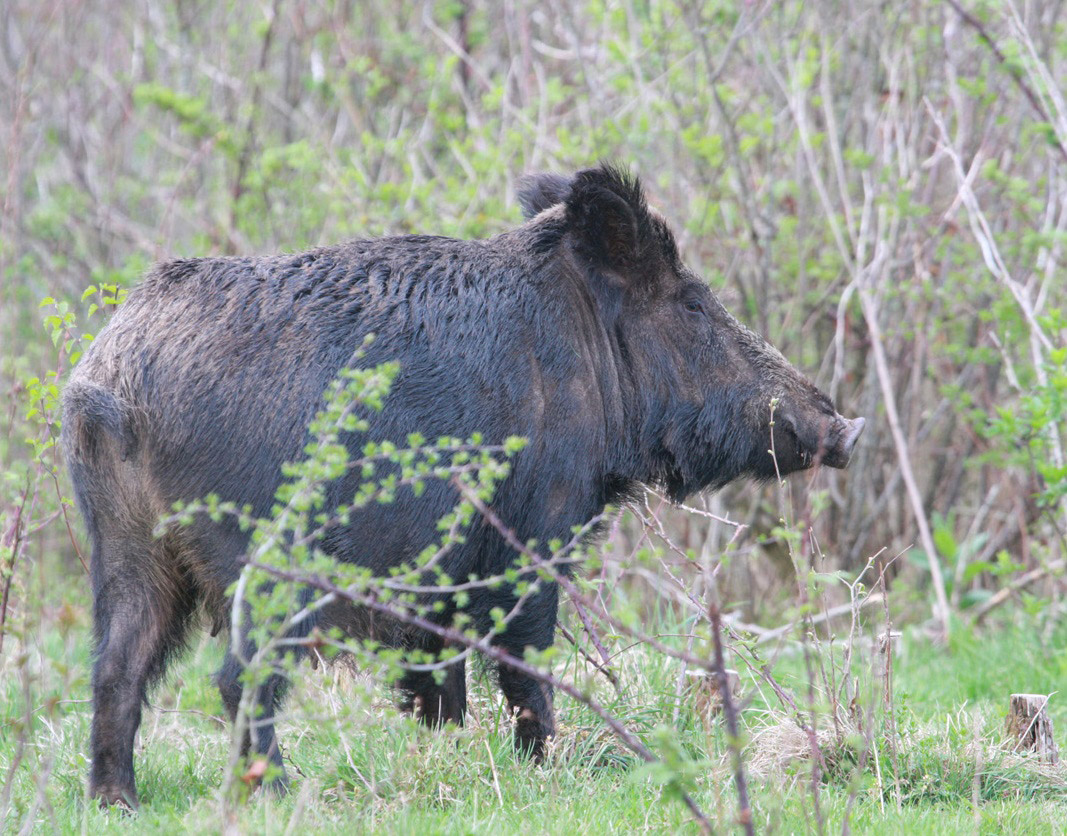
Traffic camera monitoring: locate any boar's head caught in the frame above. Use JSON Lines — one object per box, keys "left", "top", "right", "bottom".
{"left": 518, "top": 164, "right": 865, "bottom": 502}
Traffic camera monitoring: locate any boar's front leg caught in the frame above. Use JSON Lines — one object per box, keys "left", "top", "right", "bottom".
{"left": 215, "top": 581, "right": 320, "bottom": 794}
{"left": 216, "top": 636, "right": 296, "bottom": 794}
{"left": 499, "top": 664, "right": 554, "bottom": 761}
{"left": 495, "top": 584, "right": 557, "bottom": 761}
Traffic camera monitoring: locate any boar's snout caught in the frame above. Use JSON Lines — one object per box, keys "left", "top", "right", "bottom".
{"left": 823, "top": 416, "right": 866, "bottom": 469}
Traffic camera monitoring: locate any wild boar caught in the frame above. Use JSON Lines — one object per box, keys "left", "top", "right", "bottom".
{"left": 62, "top": 164, "right": 864, "bottom": 806}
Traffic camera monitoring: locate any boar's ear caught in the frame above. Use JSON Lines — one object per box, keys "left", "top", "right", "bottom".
{"left": 517, "top": 173, "right": 572, "bottom": 219}
{"left": 564, "top": 164, "right": 650, "bottom": 277}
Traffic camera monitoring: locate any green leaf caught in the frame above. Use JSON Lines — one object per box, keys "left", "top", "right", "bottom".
{"left": 959, "top": 589, "right": 994, "bottom": 609}
{"left": 962, "top": 561, "right": 995, "bottom": 583}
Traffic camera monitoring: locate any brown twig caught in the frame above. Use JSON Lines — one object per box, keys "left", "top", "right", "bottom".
{"left": 709, "top": 601, "right": 754, "bottom": 835}
{"left": 450, "top": 479, "right": 746, "bottom": 682}
{"left": 858, "top": 284, "right": 951, "bottom": 639}
{"left": 0, "top": 486, "right": 32, "bottom": 656}
{"left": 970, "top": 559, "right": 1066, "bottom": 623}
{"left": 568, "top": 592, "right": 617, "bottom": 679}
{"left": 227, "top": 0, "right": 282, "bottom": 250}
{"left": 556, "top": 621, "right": 621, "bottom": 692}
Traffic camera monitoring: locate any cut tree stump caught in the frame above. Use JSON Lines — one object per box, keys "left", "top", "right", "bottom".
{"left": 1006, "top": 694, "right": 1059, "bottom": 764}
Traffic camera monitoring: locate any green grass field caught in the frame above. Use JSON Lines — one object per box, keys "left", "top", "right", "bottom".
{"left": 3, "top": 586, "right": 1064, "bottom": 835}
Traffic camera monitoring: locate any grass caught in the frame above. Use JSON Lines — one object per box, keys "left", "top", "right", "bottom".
{"left": 2, "top": 584, "right": 1065, "bottom": 834}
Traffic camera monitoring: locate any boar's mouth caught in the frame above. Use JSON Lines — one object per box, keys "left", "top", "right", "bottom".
{"left": 821, "top": 416, "right": 866, "bottom": 469}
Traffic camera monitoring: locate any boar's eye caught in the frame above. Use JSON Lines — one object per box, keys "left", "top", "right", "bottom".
{"left": 683, "top": 298, "right": 705, "bottom": 316}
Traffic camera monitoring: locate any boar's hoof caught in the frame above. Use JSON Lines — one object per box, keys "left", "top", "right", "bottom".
{"left": 242, "top": 756, "right": 290, "bottom": 797}
{"left": 261, "top": 772, "right": 291, "bottom": 798}
{"left": 514, "top": 707, "right": 552, "bottom": 763}
{"left": 92, "top": 784, "right": 138, "bottom": 812}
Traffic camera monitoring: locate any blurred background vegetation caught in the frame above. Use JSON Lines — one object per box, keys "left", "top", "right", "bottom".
{"left": 1, "top": 0, "right": 1066, "bottom": 830}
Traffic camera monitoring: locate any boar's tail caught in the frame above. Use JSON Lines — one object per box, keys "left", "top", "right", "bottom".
{"left": 62, "top": 381, "right": 139, "bottom": 463}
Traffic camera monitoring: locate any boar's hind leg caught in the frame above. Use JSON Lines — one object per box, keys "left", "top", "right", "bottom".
{"left": 89, "top": 538, "right": 197, "bottom": 808}
{"left": 397, "top": 637, "right": 467, "bottom": 728}
{"left": 495, "top": 587, "right": 557, "bottom": 762}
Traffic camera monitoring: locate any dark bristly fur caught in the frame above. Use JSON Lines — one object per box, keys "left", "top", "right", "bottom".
{"left": 62, "top": 164, "right": 864, "bottom": 807}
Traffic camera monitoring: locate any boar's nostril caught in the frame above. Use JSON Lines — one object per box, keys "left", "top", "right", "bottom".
{"left": 824, "top": 416, "right": 865, "bottom": 469}
{"left": 840, "top": 417, "right": 865, "bottom": 463}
